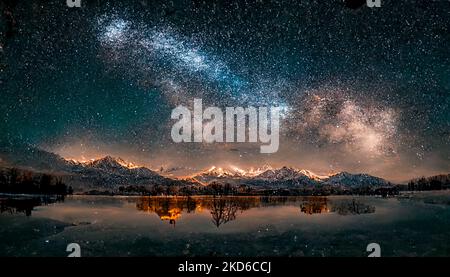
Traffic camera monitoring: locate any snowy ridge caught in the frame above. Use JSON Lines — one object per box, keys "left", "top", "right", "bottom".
{"left": 191, "top": 165, "right": 392, "bottom": 188}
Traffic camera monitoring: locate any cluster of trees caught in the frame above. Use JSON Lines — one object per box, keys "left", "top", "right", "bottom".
{"left": 114, "top": 183, "right": 257, "bottom": 196}
{"left": 117, "top": 184, "right": 197, "bottom": 196}
{"left": 407, "top": 174, "right": 450, "bottom": 191}
{"left": 107, "top": 182, "right": 401, "bottom": 196}
{"left": 0, "top": 168, "right": 72, "bottom": 195}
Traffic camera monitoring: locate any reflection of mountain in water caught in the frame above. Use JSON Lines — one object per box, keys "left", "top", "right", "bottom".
{"left": 0, "top": 195, "right": 64, "bottom": 216}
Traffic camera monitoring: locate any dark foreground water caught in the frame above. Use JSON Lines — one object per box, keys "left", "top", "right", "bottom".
{"left": 0, "top": 192, "right": 449, "bottom": 257}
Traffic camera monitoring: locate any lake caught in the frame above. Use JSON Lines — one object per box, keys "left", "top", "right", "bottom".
{"left": 0, "top": 192, "right": 449, "bottom": 257}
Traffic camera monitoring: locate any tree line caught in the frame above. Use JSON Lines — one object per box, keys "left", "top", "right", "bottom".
{"left": 94, "top": 182, "right": 399, "bottom": 196}
{"left": 0, "top": 168, "right": 72, "bottom": 195}
{"left": 407, "top": 174, "right": 450, "bottom": 191}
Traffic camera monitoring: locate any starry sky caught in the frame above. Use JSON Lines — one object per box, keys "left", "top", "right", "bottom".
{"left": 0, "top": 0, "right": 449, "bottom": 181}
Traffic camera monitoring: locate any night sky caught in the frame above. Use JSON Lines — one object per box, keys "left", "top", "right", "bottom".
{"left": 1, "top": 0, "right": 449, "bottom": 181}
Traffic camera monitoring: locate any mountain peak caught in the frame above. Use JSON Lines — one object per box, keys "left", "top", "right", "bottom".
{"left": 257, "top": 166, "right": 303, "bottom": 180}
{"left": 298, "top": 169, "right": 331, "bottom": 180}
{"left": 204, "top": 166, "right": 240, "bottom": 177}
{"left": 324, "top": 171, "right": 389, "bottom": 187}
{"left": 85, "top": 156, "right": 139, "bottom": 169}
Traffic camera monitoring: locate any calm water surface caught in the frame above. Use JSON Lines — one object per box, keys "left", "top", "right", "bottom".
{"left": 0, "top": 192, "right": 449, "bottom": 257}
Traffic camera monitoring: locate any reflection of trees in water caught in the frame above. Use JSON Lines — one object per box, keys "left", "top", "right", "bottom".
{"left": 209, "top": 198, "right": 239, "bottom": 227}
{"left": 0, "top": 195, "right": 64, "bottom": 216}
{"left": 136, "top": 196, "right": 266, "bottom": 227}
{"left": 298, "top": 197, "right": 376, "bottom": 215}
{"left": 300, "top": 197, "right": 329, "bottom": 215}
{"left": 136, "top": 197, "right": 192, "bottom": 226}
{"left": 135, "top": 196, "right": 376, "bottom": 227}
{"left": 331, "top": 199, "right": 375, "bottom": 215}
{"left": 300, "top": 196, "right": 375, "bottom": 215}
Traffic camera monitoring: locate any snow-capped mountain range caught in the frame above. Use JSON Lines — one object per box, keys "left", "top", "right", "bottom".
{"left": 191, "top": 165, "right": 391, "bottom": 188}
{"left": 73, "top": 156, "right": 155, "bottom": 178}
{"left": 200, "top": 165, "right": 273, "bottom": 178}
{"left": 0, "top": 140, "right": 393, "bottom": 191}
{"left": 0, "top": 141, "right": 188, "bottom": 190}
